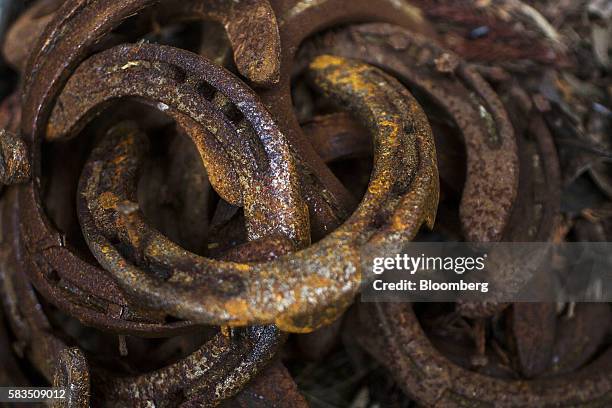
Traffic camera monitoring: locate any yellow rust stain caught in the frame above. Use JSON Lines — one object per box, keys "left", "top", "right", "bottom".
{"left": 112, "top": 154, "right": 128, "bottom": 167}
{"left": 111, "top": 135, "right": 138, "bottom": 167}
{"left": 307, "top": 275, "right": 334, "bottom": 288}
{"left": 98, "top": 192, "right": 119, "bottom": 209}
{"left": 368, "top": 178, "right": 387, "bottom": 195}
{"left": 391, "top": 215, "right": 408, "bottom": 230}
{"left": 313, "top": 57, "right": 402, "bottom": 147}
{"left": 273, "top": 275, "right": 340, "bottom": 333}
{"left": 310, "top": 55, "right": 374, "bottom": 94}
{"left": 379, "top": 119, "right": 400, "bottom": 139}
{"left": 223, "top": 298, "right": 251, "bottom": 324}
{"left": 46, "top": 123, "right": 61, "bottom": 140}
{"left": 233, "top": 263, "right": 251, "bottom": 272}
{"left": 308, "top": 54, "right": 344, "bottom": 70}
{"left": 275, "top": 317, "right": 314, "bottom": 333}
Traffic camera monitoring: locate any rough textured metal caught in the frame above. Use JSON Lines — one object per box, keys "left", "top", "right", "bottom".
{"left": 1, "top": 1, "right": 588, "bottom": 407}
{"left": 257, "top": 0, "right": 431, "bottom": 239}
{"left": 96, "top": 326, "right": 283, "bottom": 407}
{"left": 48, "top": 43, "right": 308, "bottom": 245}
{"left": 303, "top": 112, "right": 371, "bottom": 164}
{"left": 457, "top": 86, "right": 562, "bottom": 318}
{"left": 0, "top": 90, "right": 172, "bottom": 335}
{"left": 157, "top": 0, "right": 281, "bottom": 87}
{"left": 510, "top": 303, "right": 557, "bottom": 378}
{"left": 298, "top": 22, "right": 537, "bottom": 319}
{"left": 51, "top": 348, "right": 90, "bottom": 408}
{"left": 0, "top": 129, "right": 30, "bottom": 184}
{"left": 1, "top": 185, "right": 286, "bottom": 407}
{"left": 300, "top": 22, "right": 519, "bottom": 243}
{"left": 2, "top": 0, "right": 63, "bottom": 72}
{"left": 357, "top": 302, "right": 612, "bottom": 407}
{"left": 58, "top": 50, "right": 438, "bottom": 331}
{"left": 221, "top": 361, "right": 308, "bottom": 407}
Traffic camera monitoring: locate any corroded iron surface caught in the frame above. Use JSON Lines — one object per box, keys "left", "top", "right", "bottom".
{"left": 300, "top": 22, "right": 519, "bottom": 243}
{"left": 356, "top": 302, "right": 612, "bottom": 407}
{"left": 0, "top": 0, "right": 604, "bottom": 406}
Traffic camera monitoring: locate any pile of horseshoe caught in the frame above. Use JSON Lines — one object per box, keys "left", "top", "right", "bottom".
{"left": 0, "top": 0, "right": 611, "bottom": 407}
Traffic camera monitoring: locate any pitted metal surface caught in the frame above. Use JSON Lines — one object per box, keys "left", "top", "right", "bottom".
{"left": 0, "top": 1, "right": 603, "bottom": 406}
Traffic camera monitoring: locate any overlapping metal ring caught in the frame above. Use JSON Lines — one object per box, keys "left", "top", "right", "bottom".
{"left": 2, "top": 0, "right": 609, "bottom": 407}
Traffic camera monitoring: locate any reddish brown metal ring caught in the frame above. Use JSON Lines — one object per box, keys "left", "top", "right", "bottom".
{"left": 357, "top": 302, "right": 612, "bottom": 407}
{"left": 155, "top": 0, "right": 281, "bottom": 87}
{"left": 54, "top": 50, "right": 437, "bottom": 331}
{"left": 256, "top": 0, "right": 432, "bottom": 238}
{"left": 48, "top": 43, "right": 308, "bottom": 245}
{"left": 299, "top": 22, "right": 519, "bottom": 243}
{"left": 0, "top": 87, "right": 187, "bottom": 336}
{"left": 1, "top": 186, "right": 285, "bottom": 406}
{"left": 16, "top": 185, "right": 195, "bottom": 335}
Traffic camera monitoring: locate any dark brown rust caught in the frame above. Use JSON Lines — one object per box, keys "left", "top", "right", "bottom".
{"left": 510, "top": 303, "right": 557, "bottom": 378}
{"left": 312, "top": 98, "right": 375, "bottom": 217}
{"left": 17, "top": 0, "right": 333, "bottom": 252}
{"left": 17, "top": 0, "right": 272, "bottom": 263}
{"left": 2, "top": 185, "right": 286, "bottom": 407}
{"left": 157, "top": 0, "right": 281, "bottom": 87}
{"left": 408, "top": 0, "right": 563, "bottom": 67}
{"left": 501, "top": 89, "right": 562, "bottom": 242}
{"left": 1, "top": 89, "right": 175, "bottom": 335}
{"left": 17, "top": 175, "right": 197, "bottom": 336}
{"left": 0, "top": 92, "right": 21, "bottom": 134}
{"left": 97, "top": 326, "right": 283, "bottom": 407}
{"left": 303, "top": 112, "right": 371, "bottom": 164}
{"left": 357, "top": 302, "right": 612, "bottom": 407}
{"left": 51, "top": 348, "right": 90, "bottom": 408}
{"left": 15, "top": 0, "right": 437, "bottom": 333}
{"left": 298, "top": 22, "right": 546, "bottom": 319}
{"left": 47, "top": 43, "right": 308, "bottom": 329}
{"left": 0, "top": 306, "right": 28, "bottom": 387}
{"left": 2, "top": 0, "right": 64, "bottom": 72}
{"left": 49, "top": 43, "right": 308, "bottom": 245}
{"left": 549, "top": 304, "right": 612, "bottom": 375}
{"left": 457, "top": 86, "right": 562, "bottom": 318}
{"left": 13, "top": 0, "right": 197, "bottom": 337}
{"left": 0, "top": 188, "right": 75, "bottom": 381}
{"left": 300, "top": 22, "right": 519, "bottom": 243}
{"left": 0, "top": 0, "right": 599, "bottom": 406}
{"left": 14, "top": 0, "right": 281, "bottom": 85}
{"left": 0, "top": 129, "right": 30, "bottom": 185}
{"left": 62, "top": 50, "right": 438, "bottom": 331}
{"left": 220, "top": 361, "right": 308, "bottom": 407}
{"left": 255, "top": 0, "right": 432, "bottom": 236}
{"left": 14, "top": 9, "right": 306, "bottom": 333}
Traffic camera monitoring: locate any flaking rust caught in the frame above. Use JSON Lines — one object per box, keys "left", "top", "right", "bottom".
{"left": 2, "top": 166, "right": 287, "bottom": 406}
{"left": 0, "top": 129, "right": 30, "bottom": 185}
{"left": 66, "top": 51, "right": 437, "bottom": 331}
{"left": 0, "top": 0, "right": 604, "bottom": 406}
{"left": 300, "top": 23, "right": 519, "bottom": 244}
{"left": 356, "top": 302, "right": 612, "bottom": 407}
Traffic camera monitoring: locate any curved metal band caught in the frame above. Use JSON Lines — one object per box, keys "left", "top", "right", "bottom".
{"left": 156, "top": 0, "right": 281, "bottom": 86}
{"left": 358, "top": 303, "right": 612, "bottom": 407}
{"left": 66, "top": 54, "right": 438, "bottom": 331}
{"left": 14, "top": 0, "right": 295, "bottom": 334}
{"left": 300, "top": 23, "right": 519, "bottom": 243}
{"left": 1, "top": 186, "right": 284, "bottom": 406}
{"left": 255, "top": 0, "right": 433, "bottom": 237}
{"left": 49, "top": 43, "right": 309, "bottom": 246}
